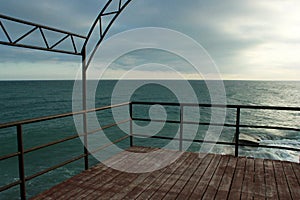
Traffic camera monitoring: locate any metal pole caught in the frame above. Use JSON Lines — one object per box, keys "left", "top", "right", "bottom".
{"left": 129, "top": 102, "right": 133, "bottom": 147}
{"left": 82, "top": 47, "right": 89, "bottom": 170}
{"left": 235, "top": 107, "right": 241, "bottom": 157}
{"left": 179, "top": 105, "right": 183, "bottom": 151}
{"left": 17, "top": 124, "right": 26, "bottom": 200}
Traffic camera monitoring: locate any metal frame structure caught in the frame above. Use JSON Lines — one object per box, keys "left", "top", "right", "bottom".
{"left": 0, "top": 14, "right": 86, "bottom": 55}
{"left": 0, "top": 0, "right": 132, "bottom": 57}
{"left": 0, "top": 0, "right": 133, "bottom": 167}
{"left": 0, "top": 0, "right": 132, "bottom": 199}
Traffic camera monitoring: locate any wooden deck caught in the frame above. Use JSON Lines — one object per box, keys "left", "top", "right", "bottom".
{"left": 32, "top": 146, "right": 300, "bottom": 200}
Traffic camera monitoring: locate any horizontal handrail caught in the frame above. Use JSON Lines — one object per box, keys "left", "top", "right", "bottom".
{"left": 132, "top": 133, "right": 300, "bottom": 152}
{"left": 0, "top": 180, "right": 21, "bottom": 193}
{"left": 0, "top": 102, "right": 130, "bottom": 129}
{"left": 132, "top": 101, "right": 300, "bottom": 111}
{"left": 87, "top": 119, "right": 130, "bottom": 135}
{"left": 0, "top": 119, "right": 130, "bottom": 163}
{"left": 0, "top": 151, "right": 20, "bottom": 161}
{"left": 89, "top": 135, "right": 129, "bottom": 154}
{"left": 131, "top": 117, "right": 300, "bottom": 132}
{"left": 130, "top": 101, "right": 300, "bottom": 155}
{"left": 0, "top": 102, "right": 130, "bottom": 199}
{"left": 25, "top": 154, "right": 86, "bottom": 182}
{"left": 133, "top": 133, "right": 238, "bottom": 146}
{"left": 24, "top": 134, "right": 81, "bottom": 154}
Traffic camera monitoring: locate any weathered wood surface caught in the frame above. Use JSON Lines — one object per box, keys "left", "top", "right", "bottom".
{"left": 32, "top": 147, "right": 300, "bottom": 200}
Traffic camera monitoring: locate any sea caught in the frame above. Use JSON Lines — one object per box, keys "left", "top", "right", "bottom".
{"left": 0, "top": 80, "right": 299, "bottom": 199}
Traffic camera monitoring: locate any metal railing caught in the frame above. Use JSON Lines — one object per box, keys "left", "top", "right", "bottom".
{"left": 1, "top": 101, "right": 300, "bottom": 199}
{"left": 0, "top": 102, "right": 130, "bottom": 200}
{"left": 130, "top": 101, "right": 300, "bottom": 156}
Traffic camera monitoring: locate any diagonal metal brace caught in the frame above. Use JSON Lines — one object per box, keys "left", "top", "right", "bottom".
{"left": 0, "top": 14, "right": 87, "bottom": 56}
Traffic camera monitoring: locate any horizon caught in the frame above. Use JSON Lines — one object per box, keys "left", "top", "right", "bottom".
{"left": 1, "top": 79, "right": 300, "bottom": 82}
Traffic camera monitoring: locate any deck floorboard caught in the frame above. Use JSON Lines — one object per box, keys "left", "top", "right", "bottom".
{"left": 31, "top": 147, "right": 300, "bottom": 200}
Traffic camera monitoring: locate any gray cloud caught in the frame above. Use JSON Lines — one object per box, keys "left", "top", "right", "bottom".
{"left": 109, "top": 48, "right": 197, "bottom": 73}
{"left": 0, "top": 0, "right": 106, "bottom": 34}
{"left": 1, "top": 0, "right": 300, "bottom": 80}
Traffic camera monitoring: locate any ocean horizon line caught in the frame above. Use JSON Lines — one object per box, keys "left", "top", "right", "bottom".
{"left": 0, "top": 79, "right": 300, "bottom": 82}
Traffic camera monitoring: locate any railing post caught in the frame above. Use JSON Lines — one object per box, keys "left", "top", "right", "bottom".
{"left": 179, "top": 104, "right": 183, "bottom": 151}
{"left": 82, "top": 46, "right": 89, "bottom": 170}
{"left": 129, "top": 102, "right": 133, "bottom": 147}
{"left": 235, "top": 107, "right": 241, "bottom": 157}
{"left": 17, "top": 124, "right": 26, "bottom": 200}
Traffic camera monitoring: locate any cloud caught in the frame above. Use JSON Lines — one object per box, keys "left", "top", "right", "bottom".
{"left": 99, "top": 68, "right": 204, "bottom": 80}
{"left": 0, "top": 0, "right": 105, "bottom": 34}
{"left": 109, "top": 49, "right": 196, "bottom": 72}
{"left": 1, "top": 0, "right": 300, "bottom": 80}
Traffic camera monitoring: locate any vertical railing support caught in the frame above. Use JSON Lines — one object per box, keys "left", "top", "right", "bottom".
{"left": 179, "top": 104, "right": 184, "bottom": 151}
{"left": 129, "top": 102, "right": 133, "bottom": 147}
{"left": 82, "top": 46, "right": 89, "bottom": 170}
{"left": 235, "top": 107, "right": 241, "bottom": 157}
{"left": 17, "top": 124, "right": 26, "bottom": 200}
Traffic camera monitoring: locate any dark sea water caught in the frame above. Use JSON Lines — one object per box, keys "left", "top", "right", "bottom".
{"left": 0, "top": 80, "right": 299, "bottom": 199}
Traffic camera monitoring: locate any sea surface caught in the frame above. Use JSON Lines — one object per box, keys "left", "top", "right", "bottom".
{"left": 0, "top": 80, "right": 299, "bottom": 199}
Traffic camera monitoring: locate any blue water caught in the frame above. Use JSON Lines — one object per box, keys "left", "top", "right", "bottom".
{"left": 0, "top": 80, "right": 299, "bottom": 199}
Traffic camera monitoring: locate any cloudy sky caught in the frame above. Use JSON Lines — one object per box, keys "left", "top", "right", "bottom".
{"left": 0, "top": 0, "right": 300, "bottom": 80}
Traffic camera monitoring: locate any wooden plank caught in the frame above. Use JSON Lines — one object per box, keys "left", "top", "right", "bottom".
{"left": 123, "top": 172, "right": 159, "bottom": 198}
{"left": 31, "top": 167, "right": 97, "bottom": 199}
{"left": 214, "top": 156, "right": 238, "bottom": 200}
{"left": 264, "top": 159, "right": 278, "bottom": 199}
{"left": 162, "top": 152, "right": 205, "bottom": 200}
{"left": 124, "top": 153, "right": 189, "bottom": 200}
{"left": 62, "top": 148, "right": 145, "bottom": 199}
{"left": 228, "top": 157, "right": 246, "bottom": 200}
{"left": 175, "top": 154, "right": 214, "bottom": 199}
{"left": 253, "top": 159, "right": 266, "bottom": 199}
{"left": 109, "top": 172, "right": 152, "bottom": 200}
{"left": 189, "top": 154, "right": 222, "bottom": 199}
{"left": 109, "top": 148, "right": 182, "bottom": 199}
{"left": 83, "top": 147, "right": 159, "bottom": 199}
{"left": 241, "top": 158, "right": 254, "bottom": 200}
{"left": 121, "top": 166, "right": 170, "bottom": 199}
{"left": 57, "top": 164, "right": 114, "bottom": 199}
{"left": 282, "top": 162, "right": 300, "bottom": 199}
{"left": 50, "top": 147, "right": 152, "bottom": 199}
{"left": 134, "top": 152, "right": 192, "bottom": 200}
{"left": 86, "top": 170, "right": 139, "bottom": 199}
{"left": 149, "top": 153, "right": 198, "bottom": 199}
{"left": 202, "top": 155, "right": 230, "bottom": 199}
{"left": 32, "top": 149, "right": 130, "bottom": 200}
{"left": 273, "top": 161, "right": 292, "bottom": 200}
{"left": 291, "top": 162, "right": 300, "bottom": 185}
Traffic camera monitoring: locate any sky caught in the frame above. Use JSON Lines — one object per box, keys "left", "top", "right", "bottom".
{"left": 0, "top": 0, "right": 300, "bottom": 80}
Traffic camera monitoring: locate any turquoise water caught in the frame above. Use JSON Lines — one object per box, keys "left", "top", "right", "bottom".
{"left": 0, "top": 80, "right": 299, "bottom": 199}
